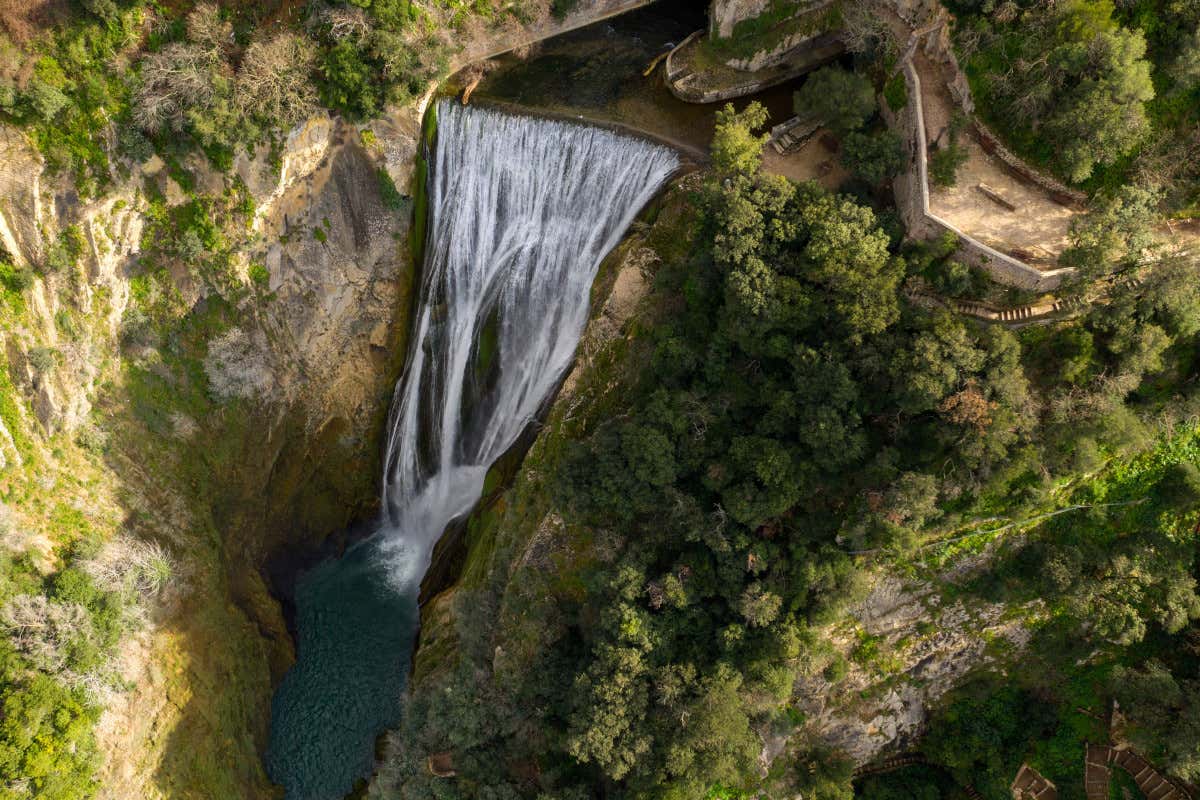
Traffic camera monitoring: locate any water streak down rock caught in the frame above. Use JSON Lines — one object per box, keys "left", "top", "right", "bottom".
{"left": 379, "top": 100, "right": 678, "bottom": 589}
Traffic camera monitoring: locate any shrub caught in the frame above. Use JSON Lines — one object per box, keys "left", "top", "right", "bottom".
{"left": 27, "top": 347, "right": 59, "bottom": 374}
{"left": 0, "top": 261, "right": 33, "bottom": 294}
{"left": 84, "top": 537, "right": 174, "bottom": 601}
{"left": 248, "top": 262, "right": 270, "bottom": 287}
{"left": 318, "top": 40, "right": 380, "bottom": 119}
{"left": 929, "top": 142, "right": 968, "bottom": 187}
{"left": 236, "top": 34, "right": 318, "bottom": 130}
{"left": 884, "top": 71, "right": 908, "bottom": 111}
{"left": 134, "top": 41, "right": 228, "bottom": 135}
{"left": 552, "top": 0, "right": 581, "bottom": 18}
{"left": 377, "top": 168, "right": 405, "bottom": 211}
{"left": 0, "top": 670, "right": 102, "bottom": 797}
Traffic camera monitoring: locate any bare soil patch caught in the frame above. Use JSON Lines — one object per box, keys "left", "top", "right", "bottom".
{"left": 762, "top": 133, "right": 849, "bottom": 191}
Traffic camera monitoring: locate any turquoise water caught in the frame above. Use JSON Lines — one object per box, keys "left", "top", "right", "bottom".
{"left": 265, "top": 537, "right": 418, "bottom": 800}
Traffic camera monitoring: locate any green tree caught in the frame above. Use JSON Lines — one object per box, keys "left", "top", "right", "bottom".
{"left": 1046, "top": 26, "right": 1155, "bottom": 182}
{"left": 841, "top": 130, "right": 905, "bottom": 185}
{"left": 929, "top": 142, "right": 968, "bottom": 187}
{"left": 318, "top": 40, "right": 380, "bottom": 119}
{"left": 1060, "top": 185, "right": 1161, "bottom": 277}
{"left": 793, "top": 66, "right": 876, "bottom": 137}
{"left": 1172, "top": 28, "right": 1200, "bottom": 91}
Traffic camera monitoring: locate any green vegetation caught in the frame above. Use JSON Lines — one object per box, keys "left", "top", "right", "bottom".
{"left": 953, "top": 0, "right": 1200, "bottom": 211}
{"left": 378, "top": 168, "right": 407, "bottom": 211}
{"left": 841, "top": 130, "right": 905, "bottom": 186}
{"left": 707, "top": 0, "right": 843, "bottom": 61}
{"left": 883, "top": 71, "right": 908, "bottom": 112}
{"left": 928, "top": 143, "right": 968, "bottom": 188}
{"left": 0, "top": 1, "right": 1197, "bottom": 796}
{"left": 0, "top": 0, "right": 555, "bottom": 184}
{"left": 380, "top": 101, "right": 1200, "bottom": 799}
{"left": 795, "top": 66, "right": 877, "bottom": 137}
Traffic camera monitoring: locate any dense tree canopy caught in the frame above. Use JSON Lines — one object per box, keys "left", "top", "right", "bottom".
{"left": 793, "top": 66, "right": 877, "bottom": 137}
{"left": 960, "top": 0, "right": 1156, "bottom": 182}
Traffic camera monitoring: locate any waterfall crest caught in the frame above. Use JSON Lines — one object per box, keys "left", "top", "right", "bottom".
{"left": 378, "top": 101, "right": 678, "bottom": 586}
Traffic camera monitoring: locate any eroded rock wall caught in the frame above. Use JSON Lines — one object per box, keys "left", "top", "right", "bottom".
{"left": 0, "top": 97, "right": 422, "bottom": 797}
{"left": 710, "top": 0, "right": 773, "bottom": 39}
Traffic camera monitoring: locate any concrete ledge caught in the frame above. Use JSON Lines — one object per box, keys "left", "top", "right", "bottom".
{"left": 456, "top": 0, "right": 660, "bottom": 68}
{"left": 665, "top": 30, "right": 844, "bottom": 104}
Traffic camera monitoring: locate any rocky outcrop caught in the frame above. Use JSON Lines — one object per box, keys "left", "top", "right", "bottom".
{"left": 711, "top": 0, "right": 774, "bottom": 39}
{"left": 0, "top": 94, "right": 422, "bottom": 797}
{"left": 0, "top": 126, "right": 46, "bottom": 268}
{"left": 798, "top": 573, "right": 1038, "bottom": 763}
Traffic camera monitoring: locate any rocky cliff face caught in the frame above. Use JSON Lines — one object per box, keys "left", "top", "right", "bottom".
{"left": 0, "top": 3, "right": 712, "bottom": 794}
{"left": 0, "top": 97, "right": 422, "bottom": 796}
{"left": 797, "top": 569, "right": 1038, "bottom": 764}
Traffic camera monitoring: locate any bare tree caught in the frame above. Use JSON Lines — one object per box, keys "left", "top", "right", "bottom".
{"left": 185, "top": 2, "right": 232, "bottom": 55}
{"left": 133, "top": 41, "right": 227, "bottom": 133}
{"left": 133, "top": 4, "right": 233, "bottom": 133}
{"left": 840, "top": 0, "right": 895, "bottom": 56}
{"left": 318, "top": 5, "right": 371, "bottom": 41}
{"left": 236, "top": 33, "right": 319, "bottom": 128}
{"left": 1, "top": 594, "right": 93, "bottom": 674}
{"left": 84, "top": 536, "right": 176, "bottom": 600}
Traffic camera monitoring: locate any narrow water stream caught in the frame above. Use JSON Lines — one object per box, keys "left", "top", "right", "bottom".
{"left": 265, "top": 99, "right": 677, "bottom": 799}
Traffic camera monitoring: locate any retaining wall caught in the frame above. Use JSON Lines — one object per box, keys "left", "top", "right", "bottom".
{"left": 456, "top": 0, "right": 660, "bottom": 67}
{"left": 888, "top": 55, "right": 1074, "bottom": 292}
{"left": 972, "top": 122, "right": 1087, "bottom": 208}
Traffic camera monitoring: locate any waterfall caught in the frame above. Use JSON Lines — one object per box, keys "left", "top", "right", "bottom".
{"left": 376, "top": 101, "right": 678, "bottom": 587}
{"left": 267, "top": 102, "right": 677, "bottom": 800}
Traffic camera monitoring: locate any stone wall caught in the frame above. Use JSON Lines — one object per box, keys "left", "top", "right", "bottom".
{"left": 710, "top": 0, "right": 772, "bottom": 39}
{"left": 907, "top": 15, "right": 1087, "bottom": 208}
{"left": 886, "top": 56, "right": 1074, "bottom": 291}
{"left": 724, "top": 0, "right": 839, "bottom": 70}
{"left": 459, "top": 0, "right": 660, "bottom": 65}
{"left": 972, "top": 121, "right": 1088, "bottom": 208}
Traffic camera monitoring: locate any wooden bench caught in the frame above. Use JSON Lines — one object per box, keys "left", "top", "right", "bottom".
{"left": 976, "top": 182, "right": 1020, "bottom": 212}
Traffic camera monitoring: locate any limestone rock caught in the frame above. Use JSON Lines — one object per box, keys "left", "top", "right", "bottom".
{"left": 0, "top": 124, "right": 46, "bottom": 266}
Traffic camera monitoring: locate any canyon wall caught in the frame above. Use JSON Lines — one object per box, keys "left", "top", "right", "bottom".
{"left": 0, "top": 97, "right": 422, "bottom": 797}
{"left": 0, "top": 3, "right": 721, "bottom": 795}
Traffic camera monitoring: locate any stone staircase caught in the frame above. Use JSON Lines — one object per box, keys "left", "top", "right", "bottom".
{"left": 1012, "top": 764, "right": 1058, "bottom": 800}
{"left": 1084, "top": 744, "right": 1112, "bottom": 799}
{"left": 902, "top": 285, "right": 1087, "bottom": 326}
{"left": 851, "top": 745, "right": 1192, "bottom": 800}
{"left": 769, "top": 115, "right": 821, "bottom": 154}
{"left": 1084, "top": 745, "right": 1193, "bottom": 800}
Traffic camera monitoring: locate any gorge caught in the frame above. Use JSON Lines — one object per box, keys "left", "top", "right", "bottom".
{"left": 0, "top": 0, "right": 1198, "bottom": 798}
{"left": 266, "top": 100, "right": 678, "bottom": 798}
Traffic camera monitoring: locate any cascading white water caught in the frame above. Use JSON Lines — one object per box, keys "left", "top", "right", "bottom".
{"left": 377, "top": 100, "right": 678, "bottom": 587}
